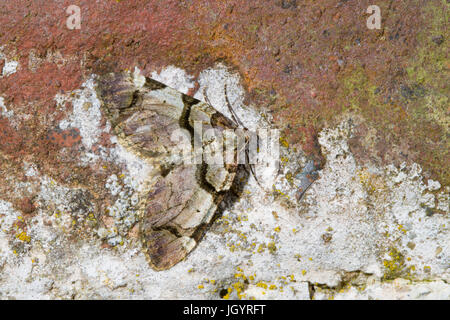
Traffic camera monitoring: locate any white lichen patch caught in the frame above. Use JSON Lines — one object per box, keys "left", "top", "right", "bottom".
{"left": 107, "top": 140, "right": 154, "bottom": 193}
{"left": 0, "top": 200, "right": 20, "bottom": 234}
{"left": 2, "top": 60, "right": 18, "bottom": 77}
{"left": 436, "top": 189, "right": 449, "bottom": 212}
{"left": 150, "top": 65, "right": 195, "bottom": 94}
{"left": 0, "top": 97, "right": 14, "bottom": 118}
{"left": 58, "top": 77, "right": 108, "bottom": 151}
{"left": 0, "top": 52, "right": 18, "bottom": 78}
{"left": 0, "top": 47, "right": 18, "bottom": 77}
{"left": 101, "top": 174, "right": 140, "bottom": 246}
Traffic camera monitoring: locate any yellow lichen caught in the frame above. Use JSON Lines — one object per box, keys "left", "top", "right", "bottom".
{"left": 256, "top": 281, "right": 268, "bottom": 289}
{"left": 267, "top": 242, "right": 277, "bottom": 253}
{"left": 383, "top": 247, "right": 408, "bottom": 280}
{"left": 16, "top": 231, "right": 31, "bottom": 243}
{"left": 279, "top": 136, "right": 289, "bottom": 148}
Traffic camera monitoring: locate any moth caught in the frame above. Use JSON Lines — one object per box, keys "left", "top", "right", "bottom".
{"left": 96, "top": 71, "right": 244, "bottom": 270}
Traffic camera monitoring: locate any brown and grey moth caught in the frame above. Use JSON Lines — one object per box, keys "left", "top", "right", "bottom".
{"left": 96, "top": 71, "right": 242, "bottom": 271}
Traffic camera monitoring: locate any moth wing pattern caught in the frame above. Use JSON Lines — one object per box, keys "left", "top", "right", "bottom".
{"left": 96, "top": 72, "right": 239, "bottom": 270}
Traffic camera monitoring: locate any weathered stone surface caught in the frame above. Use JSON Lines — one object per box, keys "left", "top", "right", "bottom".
{"left": 0, "top": 65, "right": 447, "bottom": 300}
{"left": 0, "top": 0, "right": 448, "bottom": 300}
{"left": 0, "top": 0, "right": 447, "bottom": 183}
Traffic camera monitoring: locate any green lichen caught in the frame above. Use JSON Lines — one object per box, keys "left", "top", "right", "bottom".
{"left": 340, "top": 66, "right": 378, "bottom": 114}
{"left": 336, "top": 0, "right": 449, "bottom": 186}
{"left": 404, "top": 0, "right": 449, "bottom": 185}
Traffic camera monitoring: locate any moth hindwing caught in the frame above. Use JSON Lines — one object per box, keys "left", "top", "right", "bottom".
{"left": 96, "top": 72, "right": 239, "bottom": 270}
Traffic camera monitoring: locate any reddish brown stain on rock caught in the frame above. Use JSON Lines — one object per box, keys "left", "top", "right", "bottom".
{"left": 46, "top": 127, "right": 81, "bottom": 148}
{"left": 0, "top": 118, "right": 23, "bottom": 155}
{"left": 15, "top": 197, "right": 36, "bottom": 215}
{"left": 0, "top": 0, "right": 447, "bottom": 184}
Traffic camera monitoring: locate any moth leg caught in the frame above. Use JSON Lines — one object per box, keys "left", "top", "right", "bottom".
{"left": 202, "top": 86, "right": 217, "bottom": 116}
{"left": 247, "top": 152, "right": 264, "bottom": 189}
{"left": 249, "top": 132, "right": 264, "bottom": 188}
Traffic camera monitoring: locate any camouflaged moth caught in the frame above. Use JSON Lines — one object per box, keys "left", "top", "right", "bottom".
{"left": 96, "top": 71, "right": 243, "bottom": 270}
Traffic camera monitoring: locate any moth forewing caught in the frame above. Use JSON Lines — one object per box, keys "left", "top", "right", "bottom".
{"left": 96, "top": 71, "right": 239, "bottom": 271}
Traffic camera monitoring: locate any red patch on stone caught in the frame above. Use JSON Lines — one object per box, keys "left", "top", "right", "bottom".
{"left": 16, "top": 197, "right": 36, "bottom": 215}
{"left": 0, "top": 118, "right": 23, "bottom": 155}
{"left": 46, "top": 127, "right": 81, "bottom": 148}
{"left": 0, "top": 0, "right": 445, "bottom": 183}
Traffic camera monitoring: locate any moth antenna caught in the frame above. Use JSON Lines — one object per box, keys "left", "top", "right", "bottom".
{"left": 240, "top": 152, "right": 262, "bottom": 190}
{"left": 202, "top": 86, "right": 213, "bottom": 107}
{"left": 243, "top": 135, "right": 264, "bottom": 190}
{"left": 224, "top": 83, "right": 244, "bottom": 128}
{"left": 249, "top": 163, "right": 264, "bottom": 189}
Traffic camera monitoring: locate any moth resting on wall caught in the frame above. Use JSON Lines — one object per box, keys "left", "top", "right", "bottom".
{"left": 96, "top": 72, "right": 241, "bottom": 270}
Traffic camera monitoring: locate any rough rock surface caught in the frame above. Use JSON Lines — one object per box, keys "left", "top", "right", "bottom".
{"left": 0, "top": 65, "right": 448, "bottom": 299}
{"left": 0, "top": 1, "right": 448, "bottom": 299}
